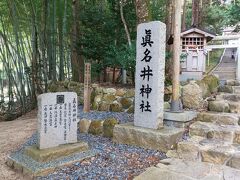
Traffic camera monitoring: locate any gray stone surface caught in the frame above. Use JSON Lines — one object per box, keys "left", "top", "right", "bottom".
{"left": 135, "top": 158, "right": 240, "bottom": 180}
{"left": 208, "top": 100, "right": 230, "bottom": 112}
{"left": 227, "top": 153, "right": 240, "bottom": 170}
{"left": 7, "top": 146, "right": 96, "bottom": 177}
{"left": 218, "top": 85, "right": 233, "bottom": 93}
{"left": 216, "top": 94, "right": 240, "bottom": 102}
{"left": 164, "top": 111, "right": 198, "bottom": 128}
{"left": 167, "top": 136, "right": 240, "bottom": 167}
{"left": 226, "top": 80, "right": 240, "bottom": 86}
{"left": 190, "top": 121, "right": 240, "bottom": 142}
{"left": 134, "top": 21, "right": 166, "bottom": 129}
{"left": 38, "top": 92, "right": 78, "bottom": 149}
{"left": 229, "top": 101, "right": 240, "bottom": 113}
{"left": 196, "top": 112, "right": 239, "bottom": 126}
{"left": 182, "top": 82, "right": 204, "bottom": 110}
{"left": 24, "top": 142, "right": 89, "bottom": 162}
{"left": 164, "top": 111, "right": 198, "bottom": 122}
{"left": 79, "top": 118, "right": 91, "bottom": 133}
{"left": 233, "top": 86, "right": 240, "bottom": 94}
{"left": 113, "top": 123, "right": 184, "bottom": 152}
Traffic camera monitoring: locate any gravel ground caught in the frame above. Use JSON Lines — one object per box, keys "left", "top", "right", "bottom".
{"left": 6, "top": 108, "right": 166, "bottom": 180}
{"left": 78, "top": 106, "right": 134, "bottom": 124}
{"left": 36, "top": 108, "right": 164, "bottom": 179}
{"left": 38, "top": 133, "right": 166, "bottom": 180}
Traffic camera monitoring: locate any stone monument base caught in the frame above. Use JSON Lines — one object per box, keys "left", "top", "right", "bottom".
{"left": 6, "top": 141, "right": 96, "bottom": 178}
{"left": 25, "top": 142, "right": 89, "bottom": 162}
{"left": 113, "top": 123, "right": 184, "bottom": 152}
{"left": 164, "top": 111, "right": 198, "bottom": 128}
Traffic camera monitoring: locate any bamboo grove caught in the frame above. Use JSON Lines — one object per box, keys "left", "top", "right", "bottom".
{"left": 0, "top": 0, "right": 239, "bottom": 120}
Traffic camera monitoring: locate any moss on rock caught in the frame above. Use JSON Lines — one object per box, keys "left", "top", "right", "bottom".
{"left": 103, "top": 94, "right": 116, "bottom": 104}
{"left": 124, "top": 89, "right": 135, "bottom": 98}
{"left": 115, "top": 89, "right": 126, "bottom": 97}
{"left": 120, "top": 98, "right": 132, "bottom": 109}
{"left": 196, "top": 80, "right": 211, "bottom": 98}
{"left": 110, "top": 101, "right": 122, "bottom": 112}
{"left": 103, "top": 118, "right": 118, "bottom": 138}
{"left": 201, "top": 75, "right": 219, "bottom": 93}
{"left": 92, "top": 101, "right": 99, "bottom": 110}
{"left": 88, "top": 120, "right": 103, "bottom": 135}
{"left": 98, "top": 102, "right": 110, "bottom": 111}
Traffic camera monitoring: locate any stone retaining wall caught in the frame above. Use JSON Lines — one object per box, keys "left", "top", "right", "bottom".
{"left": 91, "top": 86, "right": 135, "bottom": 113}
{"left": 49, "top": 74, "right": 219, "bottom": 112}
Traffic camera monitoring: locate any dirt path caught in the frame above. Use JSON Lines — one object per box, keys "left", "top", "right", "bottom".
{"left": 0, "top": 110, "right": 37, "bottom": 180}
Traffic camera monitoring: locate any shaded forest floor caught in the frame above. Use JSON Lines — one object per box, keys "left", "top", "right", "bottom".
{"left": 0, "top": 110, "right": 37, "bottom": 180}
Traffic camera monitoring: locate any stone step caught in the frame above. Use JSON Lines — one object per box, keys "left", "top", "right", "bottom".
{"left": 233, "top": 86, "right": 240, "bottom": 94}
{"left": 218, "top": 85, "right": 233, "bottom": 93}
{"left": 113, "top": 123, "right": 184, "bottom": 153}
{"left": 214, "top": 70, "right": 236, "bottom": 73}
{"left": 135, "top": 158, "right": 240, "bottom": 180}
{"left": 208, "top": 99, "right": 240, "bottom": 113}
{"left": 225, "top": 80, "right": 240, "bottom": 86}
{"left": 229, "top": 101, "right": 240, "bottom": 113}
{"left": 167, "top": 136, "right": 240, "bottom": 169}
{"left": 208, "top": 100, "right": 230, "bottom": 113}
{"left": 219, "top": 86, "right": 240, "bottom": 94}
{"left": 189, "top": 121, "right": 240, "bottom": 143}
{"left": 196, "top": 112, "right": 240, "bottom": 126}
{"left": 214, "top": 74, "right": 236, "bottom": 81}
{"left": 216, "top": 94, "right": 240, "bottom": 102}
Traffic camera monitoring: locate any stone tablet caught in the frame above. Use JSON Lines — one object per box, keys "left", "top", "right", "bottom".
{"left": 134, "top": 21, "right": 166, "bottom": 129}
{"left": 37, "top": 92, "right": 78, "bottom": 149}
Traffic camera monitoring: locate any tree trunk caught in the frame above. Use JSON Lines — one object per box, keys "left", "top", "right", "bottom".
{"left": 182, "top": 0, "right": 187, "bottom": 31}
{"left": 47, "top": 1, "right": 53, "bottom": 80}
{"left": 30, "top": 8, "right": 37, "bottom": 103}
{"left": 165, "top": 0, "right": 174, "bottom": 81}
{"left": 120, "top": 0, "right": 131, "bottom": 84}
{"left": 135, "top": 0, "right": 151, "bottom": 24}
{"left": 58, "top": 0, "right": 65, "bottom": 81}
{"left": 52, "top": 0, "right": 57, "bottom": 81}
{"left": 192, "top": 0, "right": 200, "bottom": 27}
{"left": 71, "top": 0, "right": 84, "bottom": 82}
{"left": 41, "top": 0, "right": 48, "bottom": 92}
{"left": 166, "top": 0, "right": 174, "bottom": 50}
{"left": 120, "top": 1, "right": 132, "bottom": 47}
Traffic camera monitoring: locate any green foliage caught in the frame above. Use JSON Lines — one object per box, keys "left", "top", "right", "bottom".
{"left": 203, "top": 5, "right": 228, "bottom": 33}
{"left": 150, "top": 0, "right": 167, "bottom": 21}
{"left": 1, "top": 0, "right": 240, "bottom": 118}
{"left": 115, "top": 43, "right": 136, "bottom": 72}
{"left": 226, "top": 0, "right": 240, "bottom": 25}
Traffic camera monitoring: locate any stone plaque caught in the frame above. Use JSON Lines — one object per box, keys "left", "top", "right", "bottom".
{"left": 134, "top": 21, "right": 166, "bottom": 129}
{"left": 37, "top": 92, "right": 78, "bottom": 149}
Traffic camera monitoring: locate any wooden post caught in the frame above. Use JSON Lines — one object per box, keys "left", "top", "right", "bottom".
{"left": 237, "top": 39, "right": 240, "bottom": 81}
{"left": 83, "top": 63, "right": 91, "bottom": 112}
{"left": 208, "top": 51, "right": 210, "bottom": 67}
{"left": 171, "top": 0, "right": 183, "bottom": 112}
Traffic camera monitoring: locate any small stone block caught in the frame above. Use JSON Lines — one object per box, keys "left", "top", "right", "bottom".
{"left": 79, "top": 119, "right": 92, "bottom": 133}
{"left": 13, "top": 161, "right": 23, "bottom": 172}
{"left": 24, "top": 141, "right": 89, "bottom": 162}
{"left": 113, "top": 123, "right": 184, "bottom": 152}
{"left": 6, "top": 158, "right": 14, "bottom": 167}
{"left": 164, "top": 111, "right": 198, "bottom": 122}
{"left": 164, "top": 111, "right": 198, "bottom": 128}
